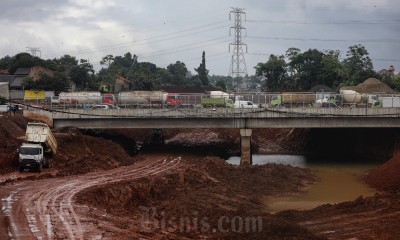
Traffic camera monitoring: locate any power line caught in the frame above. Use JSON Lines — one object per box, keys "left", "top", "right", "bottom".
{"left": 249, "top": 52, "right": 400, "bottom": 63}
{"left": 141, "top": 37, "right": 230, "bottom": 60}
{"left": 66, "top": 20, "right": 229, "bottom": 55}
{"left": 247, "top": 19, "right": 400, "bottom": 25}
{"left": 247, "top": 36, "right": 399, "bottom": 43}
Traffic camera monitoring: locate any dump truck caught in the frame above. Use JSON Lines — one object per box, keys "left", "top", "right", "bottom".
{"left": 201, "top": 97, "right": 234, "bottom": 108}
{"left": 270, "top": 92, "right": 316, "bottom": 107}
{"left": 18, "top": 122, "right": 57, "bottom": 172}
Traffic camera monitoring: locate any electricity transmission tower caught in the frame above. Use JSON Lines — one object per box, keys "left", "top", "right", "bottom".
{"left": 229, "top": 7, "right": 247, "bottom": 92}
{"left": 26, "top": 47, "right": 41, "bottom": 57}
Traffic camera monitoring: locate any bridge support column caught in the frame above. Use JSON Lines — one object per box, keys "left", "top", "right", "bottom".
{"left": 240, "top": 129, "right": 252, "bottom": 166}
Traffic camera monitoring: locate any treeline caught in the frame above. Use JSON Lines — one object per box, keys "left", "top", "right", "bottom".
{"left": 0, "top": 51, "right": 227, "bottom": 93}
{"left": 255, "top": 44, "right": 400, "bottom": 91}
{"left": 0, "top": 44, "right": 397, "bottom": 93}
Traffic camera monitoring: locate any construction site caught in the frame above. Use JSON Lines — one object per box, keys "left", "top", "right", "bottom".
{"left": 0, "top": 114, "right": 399, "bottom": 239}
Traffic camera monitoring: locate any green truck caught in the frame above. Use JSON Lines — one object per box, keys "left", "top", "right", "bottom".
{"left": 201, "top": 97, "right": 234, "bottom": 108}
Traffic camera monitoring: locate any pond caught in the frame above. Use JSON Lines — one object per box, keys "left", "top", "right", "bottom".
{"left": 227, "top": 154, "right": 378, "bottom": 212}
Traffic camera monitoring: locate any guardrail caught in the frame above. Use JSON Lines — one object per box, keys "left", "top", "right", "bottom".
{"left": 18, "top": 92, "right": 400, "bottom": 120}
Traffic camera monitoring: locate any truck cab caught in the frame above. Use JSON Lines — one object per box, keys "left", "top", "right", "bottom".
{"left": 18, "top": 143, "right": 48, "bottom": 172}
{"left": 166, "top": 93, "right": 183, "bottom": 106}
{"left": 19, "top": 122, "right": 56, "bottom": 172}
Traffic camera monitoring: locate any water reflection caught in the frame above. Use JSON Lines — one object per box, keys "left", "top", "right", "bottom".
{"left": 227, "top": 154, "right": 378, "bottom": 212}
{"left": 227, "top": 154, "right": 307, "bottom": 167}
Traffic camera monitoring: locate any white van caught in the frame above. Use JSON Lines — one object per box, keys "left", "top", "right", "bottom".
{"left": 234, "top": 101, "right": 259, "bottom": 108}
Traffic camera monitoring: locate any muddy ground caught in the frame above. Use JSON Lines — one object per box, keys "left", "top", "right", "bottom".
{"left": 0, "top": 115, "right": 399, "bottom": 239}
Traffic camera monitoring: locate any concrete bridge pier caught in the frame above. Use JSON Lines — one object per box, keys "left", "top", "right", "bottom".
{"left": 240, "top": 129, "right": 253, "bottom": 166}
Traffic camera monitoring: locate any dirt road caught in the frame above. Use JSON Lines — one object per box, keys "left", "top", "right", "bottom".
{"left": 0, "top": 154, "right": 181, "bottom": 239}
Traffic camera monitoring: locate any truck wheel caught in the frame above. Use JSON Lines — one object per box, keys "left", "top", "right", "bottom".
{"left": 38, "top": 163, "right": 43, "bottom": 173}
{"left": 19, "top": 167, "right": 24, "bottom": 172}
{"left": 44, "top": 159, "right": 50, "bottom": 168}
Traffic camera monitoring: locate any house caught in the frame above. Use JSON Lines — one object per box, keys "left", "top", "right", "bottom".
{"left": 0, "top": 67, "right": 54, "bottom": 99}
{"left": 15, "top": 66, "right": 54, "bottom": 81}
{"left": 377, "top": 66, "right": 398, "bottom": 80}
{"left": 0, "top": 75, "right": 19, "bottom": 90}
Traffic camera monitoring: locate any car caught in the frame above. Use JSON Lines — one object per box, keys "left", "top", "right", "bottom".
{"left": 234, "top": 101, "right": 259, "bottom": 109}
{"left": 90, "top": 104, "right": 120, "bottom": 110}
{"left": 51, "top": 96, "right": 60, "bottom": 104}
{"left": 90, "top": 104, "right": 112, "bottom": 110}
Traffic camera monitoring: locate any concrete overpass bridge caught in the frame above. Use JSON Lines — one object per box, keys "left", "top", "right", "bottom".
{"left": 24, "top": 107, "right": 400, "bottom": 165}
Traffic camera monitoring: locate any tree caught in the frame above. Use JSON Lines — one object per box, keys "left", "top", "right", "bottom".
{"left": 209, "top": 75, "right": 234, "bottom": 90}
{"left": 0, "top": 55, "right": 13, "bottom": 70}
{"left": 69, "top": 59, "right": 95, "bottom": 90}
{"left": 9, "top": 52, "right": 43, "bottom": 74}
{"left": 194, "top": 51, "right": 209, "bottom": 86}
{"left": 99, "top": 55, "right": 116, "bottom": 92}
{"left": 113, "top": 52, "right": 138, "bottom": 70}
{"left": 285, "top": 47, "right": 301, "bottom": 77}
{"left": 288, "top": 49, "right": 324, "bottom": 90}
{"left": 166, "top": 61, "right": 188, "bottom": 86}
{"left": 37, "top": 73, "right": 70, "bottom": 93}
{"left": 319, "top": 50, "right": 345, "bottom": 89}
{"left": 255, "top": 54, "right": 287, "bottom": 91}
{"left": 127, "top": 62, "right": 158, "bottom": 90}
{"left": 53, "top": 55, "right": 79, "bottom": 74}
{"left": 22, "top": 76, "right": 38, "bottom": 90}
{"left": 100, "top": 55, "right": 114, "bottom": 68}
{"left": 215, "top": 79, "right": 227, "bottom": 91}
{"left": 342, "top": 44, "right": 374, "bottom": 85}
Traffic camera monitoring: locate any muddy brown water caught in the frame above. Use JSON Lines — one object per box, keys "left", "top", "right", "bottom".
{"left": 227, "top": 155, "right": 378, "bottom": 213}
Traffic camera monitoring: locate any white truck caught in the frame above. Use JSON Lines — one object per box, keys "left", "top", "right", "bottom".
{"left": 233, "top": 95, "right": 259, "bottom": 108}
{"left": 234, "top": 100, "right": 259, "bottom": 108}
{"left": 18, "top": 122, "right": 57, "bottom": 172}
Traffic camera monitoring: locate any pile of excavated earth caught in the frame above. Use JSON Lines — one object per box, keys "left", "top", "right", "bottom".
{"left": 340, "top": 77, "right": 396, "bottom": 93}
{"left": 0, "top": 115, "right": 400, "bottom": 239}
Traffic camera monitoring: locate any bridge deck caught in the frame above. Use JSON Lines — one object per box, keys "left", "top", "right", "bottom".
{"left": 24, "top": 107, "right": 400, "bottom": 129}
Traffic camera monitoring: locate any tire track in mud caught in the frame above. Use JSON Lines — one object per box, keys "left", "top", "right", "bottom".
{"left": 0, "top": 156, "right": 181, "bottom": 240}
{"left": 300, "top": 209, "right": 400, "bottom": 239}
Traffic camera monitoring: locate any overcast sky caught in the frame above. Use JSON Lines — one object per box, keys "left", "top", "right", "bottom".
{"left": 1, "top": 0, "right": 399, "bottom": 76}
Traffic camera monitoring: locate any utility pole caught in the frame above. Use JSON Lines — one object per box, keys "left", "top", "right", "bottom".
{"left": 26, "top": 47, "right": 41, "bottom": 57}
{"left": 229, "top": 7, "right": 247, "bottom": 92}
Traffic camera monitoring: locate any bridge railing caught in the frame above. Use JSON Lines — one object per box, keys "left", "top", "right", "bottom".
{"left": 20, "top": 92, "right": 400, "bottom": 119}
{"left": 40, "top": 106, "right": 400, "bottom": 120}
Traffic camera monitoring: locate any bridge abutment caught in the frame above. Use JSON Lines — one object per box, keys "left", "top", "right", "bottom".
{"left": 240, "top": 129, "right": 252, "bottom": 166}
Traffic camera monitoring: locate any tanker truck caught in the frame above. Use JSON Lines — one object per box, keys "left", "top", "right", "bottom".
{"left": 117, "top": 91, "right": 183, "bottom": 108}
{"left": 58, "top": 91, "right": 114, "bottom": 105}
{"left": 18, "top": 122, "right": 57, "bottom": 172}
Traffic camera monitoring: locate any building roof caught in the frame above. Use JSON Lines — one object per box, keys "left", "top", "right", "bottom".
{"left": 0, "top": 75, "right": 16, "bottom": 84}
{"left": 14, "top": 68, "right": 31, "bottom": 75}
{"left": 11, "top": 76, "right": 24, "bottom": 88}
